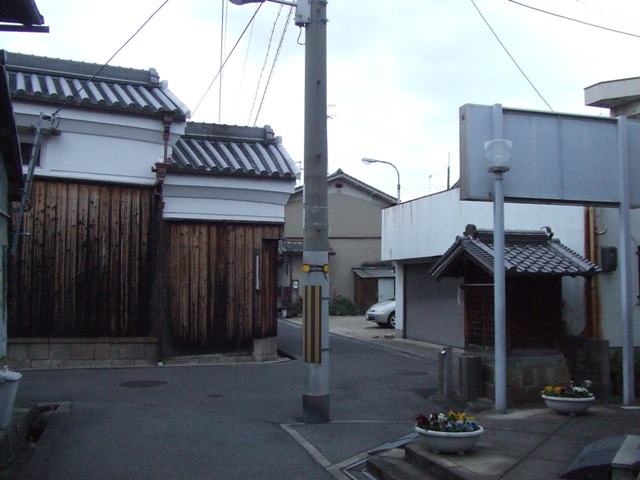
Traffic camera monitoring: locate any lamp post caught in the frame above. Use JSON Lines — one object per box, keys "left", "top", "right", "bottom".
{"left": 361, "top": 158, "right": 401, "bottom": 204}
{"left": 484, "top": 137, "right": 512, "bottom": 414}
{"left": 229, "top": 0, "right": 330, "bottom": 424}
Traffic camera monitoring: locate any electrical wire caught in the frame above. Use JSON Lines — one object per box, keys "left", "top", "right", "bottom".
{"left": 248, "top": 5, "right": 285, "bottom": 125}
{"left": 470, "top": 0, "right": 554, "bottom": 111}
{"left": 191, "top": 3, "right": 264, "bottom": 119}
{"left": 219, "top": 0, "right": 227, "bottom": 124}
{"left": 253, "top": 6, "right": 294, "bottom": 126}
{"left": 235, "top": 6, "right": 260, "bottom": 123}
{"left": 509, "top": 0, "right": 640, "bottom": 39}
{"left": 576, "top": 0, "right": 640, "bottom": 33}
{"left": 52, "top": 0, "right": 171, "bottom": 118}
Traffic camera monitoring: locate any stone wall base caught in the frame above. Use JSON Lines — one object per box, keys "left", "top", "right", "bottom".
{"left": 163, "top": 336, "right": 279, "bottom": 365}
{"left": 7, "top": 335, "right": 279, "bottom": 370}
{"left": 7, "top": 338, "right": 159, "bottom": 370}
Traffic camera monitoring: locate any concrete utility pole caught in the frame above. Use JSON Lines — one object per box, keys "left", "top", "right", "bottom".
{"left": 229, "top": 0, "right": 330, "bottom": 423}
{"left": 301, "top": 0, "right": 330, "bottom": 424}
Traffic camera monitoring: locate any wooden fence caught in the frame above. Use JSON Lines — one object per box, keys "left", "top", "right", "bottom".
{"left": 9, "top": 179, "right": 153, "bottom": 337}
{"left": 9, "top": 178, "right": 282, "bottom": 357}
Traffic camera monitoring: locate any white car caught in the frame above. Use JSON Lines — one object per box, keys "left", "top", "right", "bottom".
{"left": 365, "top": 299, "right": 396, "bottom": 328}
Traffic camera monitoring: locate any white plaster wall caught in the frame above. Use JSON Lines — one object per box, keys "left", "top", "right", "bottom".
{"left": 163, "top": 175, "right": 296, "bottom": 223}
{"left": 383, "top": 189, "right": 586, "bottom": 335}
{"left": 589, "top": 207, "right": 640, "bottom": 348}
{"left": 14, "top": 102, "right": 184, "bottom": 186}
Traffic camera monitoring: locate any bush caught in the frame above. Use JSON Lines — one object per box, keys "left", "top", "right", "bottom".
{"left": 288, "top": 297, "right": 303, "bottom": 317}
{"left": 329, "top": 296, "right": 360, "bottom": 316}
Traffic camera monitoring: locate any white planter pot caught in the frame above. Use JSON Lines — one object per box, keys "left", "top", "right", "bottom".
{"left": 541, "top": 395, "right": 595, "bottom": 415}
{"left": 415, "top": 426, "right": 484, "bottom": 454}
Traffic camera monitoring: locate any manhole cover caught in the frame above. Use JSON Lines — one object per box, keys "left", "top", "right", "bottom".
{"left": 119, "top": 380, "right": 167, "bottom": 388}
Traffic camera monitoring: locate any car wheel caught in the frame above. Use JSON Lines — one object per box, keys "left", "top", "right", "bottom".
{"left": 386, "top": 312, "right": 396, "bottom": 329}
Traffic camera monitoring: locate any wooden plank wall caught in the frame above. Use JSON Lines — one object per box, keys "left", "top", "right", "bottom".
{"left": 167, "top": 222, "right": 281, "bottom": 355}
{"left": 9, "top": 179, "right": 153, "bottom": 337}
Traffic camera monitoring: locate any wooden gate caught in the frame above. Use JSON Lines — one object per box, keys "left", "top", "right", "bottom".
{"left": 166, "top": 222, "right": 281, "bottom": 355}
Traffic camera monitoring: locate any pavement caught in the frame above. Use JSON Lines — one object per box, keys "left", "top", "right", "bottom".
{"left": 0, "top": 315, "right": 638, "bottom": 480}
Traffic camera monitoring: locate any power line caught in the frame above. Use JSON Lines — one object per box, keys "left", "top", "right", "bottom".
{"left": 509, "top": 0, "right": 640, "bottom": 39}
{"left": 248, "top": 5, "right": 286, "bottom": 125}
{"left": 470, "top": 0, "right": 554, "bottom": 111}
{"left": 253, "top": 6, "right": 294, "bottom": 126}
{"left": 52, "top": 0, "right": 171, "bottom": 118}
{"left": 192, "top": 3, "right": 264, "bottom": 119}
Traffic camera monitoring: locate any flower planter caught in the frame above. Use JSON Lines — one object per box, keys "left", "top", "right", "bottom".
{"left": 415, "top": 426, "right": 484, "bottom": 454}
{"left": 541, "top": 395, "right": 595, "bottom": 415}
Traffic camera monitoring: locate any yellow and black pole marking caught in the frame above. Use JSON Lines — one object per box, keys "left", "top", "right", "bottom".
{"left": 303, "top": 285, "right": 322, "bottom": 364}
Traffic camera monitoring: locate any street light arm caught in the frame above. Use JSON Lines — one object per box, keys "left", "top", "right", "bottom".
{"left": 361, "top": 157, "right": 401, "bottom": 204}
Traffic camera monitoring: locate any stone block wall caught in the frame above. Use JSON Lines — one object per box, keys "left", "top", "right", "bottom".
{"left": 561, "top": 335, "right": 612, "bottom": 398}
{"left": 481, "top": 353, "right": 571, "bottom": 403}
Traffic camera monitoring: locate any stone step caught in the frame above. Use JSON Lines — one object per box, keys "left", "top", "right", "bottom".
{"left": 611, "top": 435, "right": 640, "bottom": 480}
{"left": 366, "top": 449, "right": 439, "bottom": 480}
{"left": 366, "top": 441, "right": 485, "bottom": 480}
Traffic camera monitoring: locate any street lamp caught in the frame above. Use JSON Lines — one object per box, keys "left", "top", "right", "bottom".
{"left": 361, "top": 157, "right": 401, "bottom": 204}
{"left": 229, "top": 0, "right": 329, "bottom": 424}
{"left": 484, "top": 138, "right": 512, "bottom": 414}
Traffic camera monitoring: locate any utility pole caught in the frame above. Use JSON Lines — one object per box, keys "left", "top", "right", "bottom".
{"left": 229, "top": 0, "right": 330, "bottom": 423}
{"left": 301, "top": 0, "right": 330, "bottom": 424}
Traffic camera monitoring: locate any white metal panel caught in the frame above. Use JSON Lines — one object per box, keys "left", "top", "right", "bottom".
{"left": 459, "top": 104, "right": 640, "bottom": 207}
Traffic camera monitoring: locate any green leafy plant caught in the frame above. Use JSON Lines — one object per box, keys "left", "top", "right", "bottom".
{"left": 541, "top": 380, "right": 593, "bottom": 398}
{"left": 329, "top": 296, "right": 359, "bottom": 316}
{"left": 415, "top": 411, "right": 481, "bottom": 433}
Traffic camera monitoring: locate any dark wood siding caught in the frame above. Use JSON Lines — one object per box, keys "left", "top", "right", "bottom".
{"left": 166, "top": 222, "right": 281, "bottom": 355}
{"left": 9, "top": 179, "right": 153, "bottom": 337}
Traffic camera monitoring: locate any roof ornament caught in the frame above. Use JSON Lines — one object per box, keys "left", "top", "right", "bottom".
{"left": 464, "top": 224, "right": 478, "bottom": 238}
{"left": 541, "top": 226, "right": 553, "bottom": 239}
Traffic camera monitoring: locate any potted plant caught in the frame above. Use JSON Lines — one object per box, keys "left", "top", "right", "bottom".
{"left": 541, "top": 380, "right": 595, "bottom": 415}
{"left": 414, "top": 410, "right": 484, "bottom": 455}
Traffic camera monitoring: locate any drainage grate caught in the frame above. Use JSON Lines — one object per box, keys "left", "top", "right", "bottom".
{"left": 342, "top": 459, "right": 377, "bottom": 480}
{"left": 119, "top": 380, "right": 167, "bottom": 388}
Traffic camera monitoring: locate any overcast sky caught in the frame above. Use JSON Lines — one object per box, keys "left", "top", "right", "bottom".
{"left": 2, "top": 0, "right": 639, "bottom": 200}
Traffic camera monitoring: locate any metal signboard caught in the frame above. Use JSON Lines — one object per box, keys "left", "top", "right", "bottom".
{"left": 459, "top": 104, "right": 640, "bottom": 208}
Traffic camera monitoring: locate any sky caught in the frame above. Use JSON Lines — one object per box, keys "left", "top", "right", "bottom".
{"left": 2, "top": 0, "right": 640, "bottom": 201}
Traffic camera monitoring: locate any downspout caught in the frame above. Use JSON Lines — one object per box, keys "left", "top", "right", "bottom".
{"left": 151, "top": 114, "right": 173, "bottom": 361}
{"left": 584, "top": 207, "right": 602, "bottom": 339}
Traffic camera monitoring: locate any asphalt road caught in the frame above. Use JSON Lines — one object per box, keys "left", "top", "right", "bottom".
{"left": 3, "top": 319, "right": 443, "bottom": 480}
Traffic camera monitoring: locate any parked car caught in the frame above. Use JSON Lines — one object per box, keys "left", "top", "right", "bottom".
{"left": 365, "top": 299, "right": 396, "bottom": 328}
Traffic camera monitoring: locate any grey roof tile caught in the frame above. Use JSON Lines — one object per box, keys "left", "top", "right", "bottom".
{"left": 5, "top": 51, "right": 189, "bottom": 120}
{"left": 431, "top": 227, "right": 601, "bottom": 278}
{"left": 170, "top": 122, "right": 299, "bottom": 180}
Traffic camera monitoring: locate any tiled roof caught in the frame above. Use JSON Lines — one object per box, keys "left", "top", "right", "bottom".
{"left": 4, "top": 51, "right": 189, "bottom": 120}
{"left": 430, "top": 226, "right": 601, "bottom": 279}
{"left": 170, "top": 122, "right": 299, "bottom": 180}
{"left": 0, "top": 54, "right": 23, "bottom": 196}
{"left": 0, "top": 1, "right": 46, "bottom": 30}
